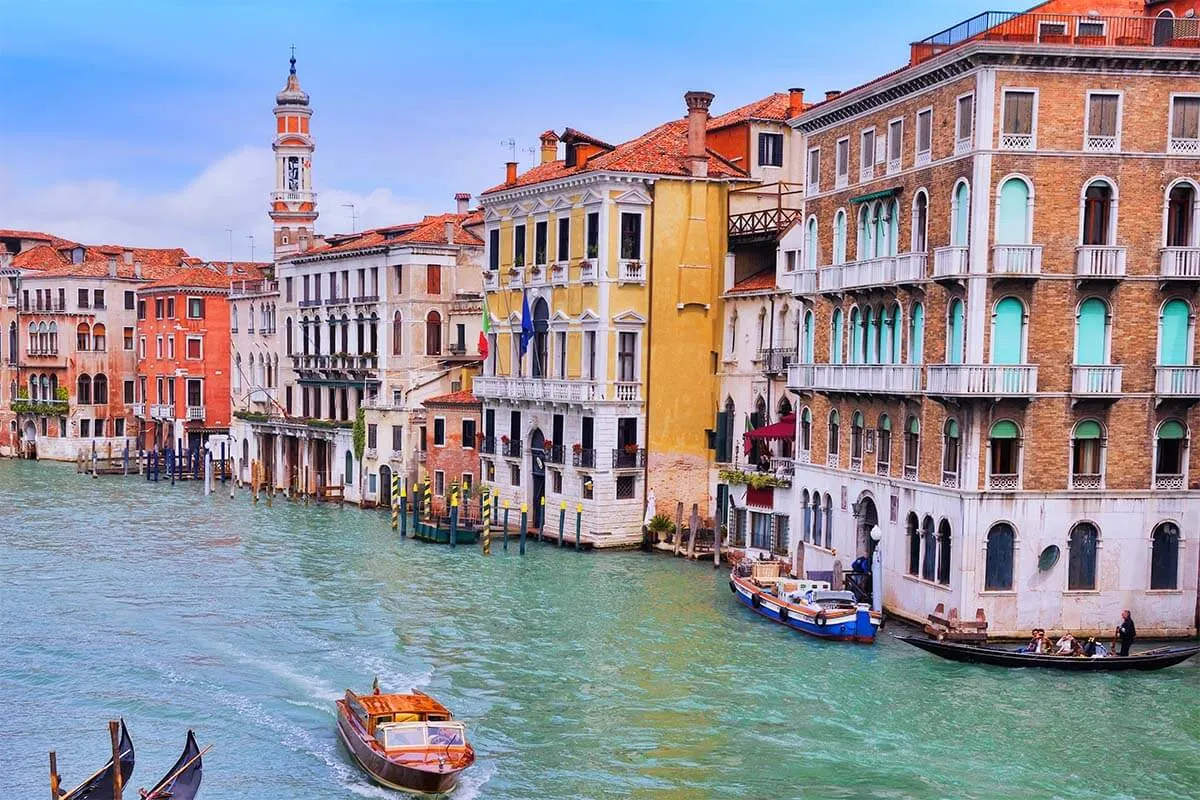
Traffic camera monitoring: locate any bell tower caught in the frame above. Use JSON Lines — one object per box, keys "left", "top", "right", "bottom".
{"left": 269, "top": 50, "right": 318, "bottom": 259}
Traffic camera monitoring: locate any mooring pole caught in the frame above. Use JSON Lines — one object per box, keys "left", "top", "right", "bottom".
{"left": 204, "top": 446, "right": 212, "bottom": 496}
{"left": 518, "top": 503, "right": 528, "bottom": 555}
{"left": 220, "top": 441, "right": 227, "bottom": 482}
{"left": 123, "top": 442, "right": 129, "bottom": 476}
{"left": 538, "top": 495, "right": 546, "bottom": 542}
{"left": 108, "top": 720, "right": 123, "bottom": 800}
{"left": 49, "top": 751, "right": 59, "bottom": 800}
{"left": 400, "top": 479, "right": 408, "bottom": 538}
{"left": 169, "top": 447, "right": 175, "bottom": 486}
{"left": 558, "top": 500, "right": 566, "bottom": 547}
{"left": 575, "top": 503, "right": 582, "bottom": 550}
{"left": 481, "top": 487, "right": 492, "bottom": 555}
{"left": 502, "top": 500, "right": 510, "bottom": 551}
{"left": 449, "top": 484, "right": 459, "bottom": 548}
{"left": 391, "top": 473, "right": 399, "bottom": 531}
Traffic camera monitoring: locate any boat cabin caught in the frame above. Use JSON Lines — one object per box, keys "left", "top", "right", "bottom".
{"left": 343, "top": 690, "right": 453, "bottom": 738}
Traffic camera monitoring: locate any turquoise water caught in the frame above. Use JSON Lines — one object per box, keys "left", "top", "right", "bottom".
{"left": 1, "top": 459, "right": 1197, "bottom": 800}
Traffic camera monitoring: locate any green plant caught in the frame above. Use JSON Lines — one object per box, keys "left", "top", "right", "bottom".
{"left": 234, "top": 410, "right": 270, "bottom": 423}
{"left": 55, "top": 386, "right": 68, "bottom": 401}
{"left": 647, "top": 513, "right": 674, "bottom": 535}
{"left": 586, "top": 244, "right": 598, "bottom": 259}
{"left": 352, "top": 407, "right": 366, "bottom": 462}
{"left": 719, "top": 468, "right": 789, "bottom": 489}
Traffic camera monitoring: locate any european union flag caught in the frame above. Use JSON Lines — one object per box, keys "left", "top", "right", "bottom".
{"left": 519, "top": 290, "right": 534, "bottom": 357}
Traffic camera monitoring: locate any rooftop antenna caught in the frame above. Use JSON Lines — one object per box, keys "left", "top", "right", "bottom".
{"left": 225, "top": 228, "right": 233, "bottom": 263}
{"left": 342, "top": 203, "right": 358, "bottom": 233}
{"left": 247, "top": 233, "right": 255, "bottom": 262}
{"left": 522, "top": 145, "right": 537, "bottom": 161}
{"left": 500, "top": 138, "right": 516, "bottom": 161}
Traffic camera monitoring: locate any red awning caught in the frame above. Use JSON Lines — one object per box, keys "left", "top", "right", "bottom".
{"left": 743, "top": 414, "right": 796, "bottom": 450}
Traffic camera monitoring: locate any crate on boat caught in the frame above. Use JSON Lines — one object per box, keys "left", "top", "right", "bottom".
{"left": 924, "top": 603, "right": 989, "bottom": 642}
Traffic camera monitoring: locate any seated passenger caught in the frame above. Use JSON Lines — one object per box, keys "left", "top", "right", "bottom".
{"left": 1054, "top": 633, "right": 1079, "bottom": 655}
{"left": 1025, "top": 629, "right": 1048, "bottom": 654}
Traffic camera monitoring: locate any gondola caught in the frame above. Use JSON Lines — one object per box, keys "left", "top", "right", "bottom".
{"left": 898, "top": 635, "right": 1200, "bottom": 671}
{"left": 140, "top": 730, "right": 206, "bottom": 800}
{"left": 58, "top": 720, "right": 135, "bottom": 800}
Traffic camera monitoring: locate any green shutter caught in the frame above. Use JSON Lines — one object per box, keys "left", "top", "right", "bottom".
{"left": 1159, "top": 420, "right": 1186, "bottom": 440}
{"left": 996, "top": 178, "right": 1030, "bottom": 244}
{"left": 881, "top": 415, "right": 892, "bottom": 431}
{"left": 1074, "top": 420, "right": 1102, "bottom": 440}
{"left": 990, "top": 420, "right": 1019, "bottom": 439}
{"left": 853, "top": 411, "right": 864, "bottom": 426}
{"left": 946, "top": 419, "right": 960, "bottom": 438}
{"left": 1160, "top": 300, "right": 1190, "bottom": 366}
{"left": 991, "top": 297, "right": 1023, "bottom": 365}
{"left": 1075, "top": 298, "right": 1108, "bottom": 366}
{"left": 908, "top": 416, "right": 920, "bottom": 434}
{"left": 715, "top": 411, "right": 730, "bottom": 460}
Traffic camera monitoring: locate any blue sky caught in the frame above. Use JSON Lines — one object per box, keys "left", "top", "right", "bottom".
{"left": 0, "top": 0, "right": 996, "bottom": 260}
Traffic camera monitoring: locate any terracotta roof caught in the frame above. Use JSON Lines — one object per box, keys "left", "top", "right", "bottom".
{"left": 424, "top": 390, "right": 482, "bottom": 407}
{"left": 0, "top": 229, "right": 79, "bottom": 250}
{"left": 726, "top": 270, "right": 779, "bottom": 295}
{"left": 140, "top": 265, "right": 265, "bottom": 291}
{"left": 707, "top": 93, "right": 800, "bottom": 130}
{"left": 12, "top": 243, "right": 197, "bottom": 279}
{"left": 304, "top": 213, "right": 483, "bottom": 257}
{"left": 560, "top": 127, "right": 615, "bottom": 149}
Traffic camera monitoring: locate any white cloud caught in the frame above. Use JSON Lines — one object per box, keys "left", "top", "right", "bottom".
{"left": 0, "top": 147, "right": 427, "bottom": 262}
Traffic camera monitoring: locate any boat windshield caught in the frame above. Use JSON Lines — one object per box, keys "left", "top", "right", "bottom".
{"left": 376, "top": 722, "right": 467, "bottom": 749}
{"left": 428, "top": 724, "right": 465, "bottom": 746}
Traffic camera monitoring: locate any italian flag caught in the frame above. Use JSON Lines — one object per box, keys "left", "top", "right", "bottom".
{"left": 478, "top": 294, "right": 492, "bottom": 358}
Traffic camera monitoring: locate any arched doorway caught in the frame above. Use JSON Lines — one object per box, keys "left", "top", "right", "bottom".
{"left": 531, "top": 298, "right": 550, "bottom": 378}
{"left": 1154, "top": 11, "right": 1174, "bottom": 46}
{"left": 529, "top": 428, "right": 546, "bottom": 527}
{"left": 856, "top": 493, "right": 879, "bottom": 557}
{"left": 379, "top": 464, "right": 392, "bottom": 508}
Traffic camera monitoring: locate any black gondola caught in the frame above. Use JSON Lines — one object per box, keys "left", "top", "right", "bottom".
{"left": 141, "top": 730, "right": 205, "bottom": 800}
{"left": 59, "top": 720, "right": 135, "bottom": 800}
{"left": 898, "top": 635, "right": 1200, "bottom": 671}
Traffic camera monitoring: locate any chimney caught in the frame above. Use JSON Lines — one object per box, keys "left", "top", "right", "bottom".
{"left": 684, "top": 90, "right": 715, "bottom": 177}
{"left": 107, "top": 256, "right": 118, "bottom": 277}
{"left": 454, "top": 192, "right": 471, "bottom": 214}
{"left": 505, "top": 161, "right": 518, "bottom": 184}
{"left": 825, "top": 90, "right": 842, "bottom": 102}
{"left": 134, "top": 260, "right": 143, "bottom": 279}
{"left": 226, "top": 262, "right": 234, "bottom": 276}
{"left": 123, "top": 249, "right": 134, "bottom": 265}
{"left": 444, "top": 220, "right": 456, "bottom": 245}
{"left": 788, "top": 87, "right": 805, "bottom": 118}
{"left": 539, "top": 130, "right": 559, "bottom": 164}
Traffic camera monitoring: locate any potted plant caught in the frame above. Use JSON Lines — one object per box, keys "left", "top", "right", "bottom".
{"left": 501, "top": 434, "right": 510, "bottom": 444}
{"left": 542, "top": 439, "right": 554, "bottom": 450}
{"left": 586, "top": 244, "right": 598, "bottom": 259}
{"left": 623, "top": 443, "right": 639, "bottom": 455}
{"left": 513, "top": 253, "right": 525, "bottom": 268}
{"left": 572, "top": 442, "right": 583, "bottom": 454}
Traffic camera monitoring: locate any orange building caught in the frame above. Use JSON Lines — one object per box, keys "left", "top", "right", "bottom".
{"left": 136, "top": 265, "right": 265, "bottom": 453}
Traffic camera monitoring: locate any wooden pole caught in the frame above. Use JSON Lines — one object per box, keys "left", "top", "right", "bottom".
{"left": 108, "top": 720, "right": 123, "bottom": 800}
{"left": 518, "top": 503, "right": 528, "bottom": 555}
{"left": 687, "top": 503, "right": 700, "bottom": 560}
{"left": 481, "top": 487, "right": 491, "bottom": 555}
{"left": 391, "top": 473, "right": 399, "bottom": 530}
{"left": 502, "top": 501, "right": 510, "bottom": 550}
{"left": 400, "top": 479, "right": 408, "bottom": 538}
{"left": 538, "top": 495, "right": 546, "bottom": 541}
{"left": 450, "top": 484, "right": 459, "bottom": 548}
{"left": 49, "top": 751, "right": 59, "bottom": 800}
{"left": 713, "top": 510, "right": 722, "bottom": 568}
{"left": 558, "top": 500, "right": 566, "bottom": 547}
{"left": 575, "top": 503, "right": 582, "bottom": 550}
{"left": 673, "top": 501, "right": 684, "bottom": 556}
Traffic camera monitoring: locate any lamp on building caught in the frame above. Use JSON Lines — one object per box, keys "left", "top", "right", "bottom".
{"left": 869, "top": 524, "right": 883, "bottom": 614}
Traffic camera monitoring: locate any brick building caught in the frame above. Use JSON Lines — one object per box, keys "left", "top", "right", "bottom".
{"left": 763, "top": 0, "right": 1200, "bottom": 636}
{"left": 419, "top": 389, "right": 482, "bottom": 514}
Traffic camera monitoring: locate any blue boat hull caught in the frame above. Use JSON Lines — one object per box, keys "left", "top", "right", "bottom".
{"left": 730, "top": 575, "right": 880, "bottom": 643}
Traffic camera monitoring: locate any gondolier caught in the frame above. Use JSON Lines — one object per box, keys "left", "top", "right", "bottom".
{"left": 1115, "top": 610, "right": 1136, "bottom": 656}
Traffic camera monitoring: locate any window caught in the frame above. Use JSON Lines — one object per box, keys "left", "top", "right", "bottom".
{"left": 185, "top": 378, "right": 200, "bottom": 408}
{"left": 154, "top": 298, "right": 163, "bottom": 319}
{"left": 1150, "top": 522, "right": 1180, "bottom": 590}
{"left": 988, "top": 420, "right": 1020, "bottom": 488}
{"left": 942, "top": 419, "right": 960, "bottom": 485}
{"left": 556, "top": 217, "right": 570, "bottom": 262}
{"left": 758, "top": 132, "right": 783, "bottom": 167}
{"left": 827, "top": 410, "right": 840, "bottom": 460}
{"left": 123, "top": 379, "right": 134, "bottom": 404}
{"left": 850, "top": 411, "right": 864, "bottom": 469}
{"left": 859, "top": 128, "right": 875, "bottom": 180}
{"left": 830, "top": 309, "right": 843, "bottom": 364}
{"left": 1169, "top": 96, "right": 1200, "bottom": 152}
{"left": 1000, "top": 90, "right": 1035, "bottom": 150}
{"left": 530, "top": 220, "right": 548, "bottom": 266}
{"left": 1067, "top": 522, "right": 1099, "bottom": 590}
{"left": 984, "top": 523, "right": 1015, "bottom": 590}
{"left": 1166, "top": 182, "right": 1197, "bottom": 247}
{"left": 996, "top": 177, "right": 1032, "bottom": 245}
{"left": 461, "top": 473, "right": 473, "bottom": 494}
{"left": 166, "top": 336, "right": 175, "bottom": 360}
{"left": 513, "top": 224, "right": 526, "bottom": 267}
{"left": 1082, "top": 180, "right": 1115, "bottom": 245}
{"left": 76, "top": 373, "right": 92, "bottom": 404}
{"left": 76, "top": 323, "right": 90, "bottom": 352}
{"left": 990, "top": 297, "right": 1025, "bottom": 366}
{"left": 804, "top": 217, "right": 818, "bottom": 269}
{"left": 434, "top": 470, "right": 445, "bottom": 496}
{"left": 947, "top": 298, "right": 965, "bottom": 364}
{"left": 392, "top": 311, "right": 403, "bottom": 355}
{"left": 185, "top": 336, "right": 202, "bottom": 360}
{"left": 921, "top": 516, "right": 936, "bottom": 581}
{"left": 391, "top": 425, "right": 403, "bottom": 452}
{"left": 1154, "top": 420, "right": 1187, "bottom": 488}
{"left": 936, "top": 520, "right": 952, "bottom": 586}
{"left": 124, "top": 290, "right": 135, "bottom": 310}
{"left": 80, "top": 418, "right": 90, "bottom": 438}
{"left": 835, "top": 138, "right": 849, "bottom": 186}
{"left": 425, "top": 311, "right": 441, "bottom": 355}
{"left": 91, "top": 323, "right": 106, "bottom": 351}
{"left": 551, "top": 470, "right": 562, "bottom": 493}
{"left": 92, "top": 289, "right": 105, "bottom": 308}
{"left": 462, "top": 418, "right": 476, "bottom": 449}
{"left": 285, "top": 277, "right": 293, "bottom": 302}
{"left": 585, "top": 212, "right": 599, "bottom": 259}
{"left": 915, "top": 107, "right": 932, "bottom": 164}
{"left": 1074, "top": 297, "right": 1110, "bottom": 370}
{"left": 956, "top": 94, "right": 974, "bottom": 150}
{"left": 832, "top": 209, "right": 846, "bottom": 265}
{"left": 510, "top": 463, "right": 521, "bottom": 487}
{"left": 806, "top": 147, "right": 820, "bottom": 192}
{"left": 366, "top": 423, "right": 377, "bottom": 449}
{"left": 426, "top": 264, "right": 442, "bottom": 295}
{"left": 1159, "top": 299, "right": 1192, "bottom": 366}
{"left": 797, "top": 406, "right": 811, "bottom": 454}
{"left": 1085, "top": 92, "right": 1120, "bottom": 151}
{"left": 620, "top": 213, "right": 642, "bottom": 260}
{"left": 1071, "top": 420, "right": 1104, "bottom": 488}
{"left": 887, "top": 118, "right": 902, "bottom": 171}
{"left": 951, "top": 180, "right": 970, "bottom": 245}
{"left": 912, "top": 190, "right": 928, "bottom": 252}
{"left": 617, "top": 331, "right": 636, "bottom": 382}
{"left": 906, "top": 514, "right": 920, "bottom": 575}
{"left": 137, "top": 299, "right": 145, "bottom": 320}
{"left": 187, "top": 297, "right": 204, "bottom": 319}
{"left": 433, "top": 418, "right": 446, "bottom": 446}
{"left": 1077, "top": 19, "right": 1105, "bottom": 38}
{"left": 614, "top": 474, "right": 635, "bottom": 500}
{"left": 166, "top": 297, "right": 175, "bottom": 318}
{"left": 488, "top": 229, "right": 500, "bottom": 271}
{"left": 138, "top": 336, "right": 146, "bottom": 359}
{"left": 555, "top": 330, "right": 566, "bottom": 378}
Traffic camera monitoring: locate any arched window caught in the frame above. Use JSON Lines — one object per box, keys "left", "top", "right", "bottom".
{"left": 877, "top": 414, "right": 892, "bottom": 474}
{"left": 942, "top": 419, "right": 960, "bottom": 485}
{"left": 801, "top": 310, "right": 814, "bottom": 363}
{"left": 827, "top": 410, "right": 840, "bottom": 462}
{"left": 1154, "top": 9, "right": 1175, "bottom": 45}
{"left": 849, "top": 306, "right": 863, "bottom": 363}
{"left": 391, "top": 310, "right": 404, "bottom": 356}
{"left": 1158, "top": 298, "right": 1192, "bottom": 366}
{"left": 985, "top": 523, "right": 1016, "bottom": 590}
{"left": 29, "top": 374, "right": 38, "bottom": 401}
{"left": 947, "top": 298, "right": 965, "bottom": 364}
{"left": 908, "top": 302, "right": 925, "bottom": 364}
{"left": 425, "top": 310, "right": 442, "bottom": 355}
{"left": 340, "top": 314, "right": 351, "bottom": 354}
{"left": 36, "top": 321, "right": 47, "bottom": 353}
{"left": 530, "top": 298, "right": 549, "bottom": 378}
{"left": 92, "top": 373, "right": 108, "bottom": 404}
{"left": 76, "top": 322, "right": 91, "bottom": 352}
{"left": 1081, "top": 179, "right": 1116, "bottom": 245}
{"left": 248, "top": 302, "right": 256, "bottom": 333}
{"left": 912, "top": 189, "right": 928, "bottom": 252}
{"left": 887, "top": 199, "right": 899, "bottom": 256}
{"left": 804, "top": 217, "right": 818, "bottom": 269}
{"left": 77, "top": 374, "right": 92, "bottom": 405}
{"left": 1165, "top": 181, "right": 1197, "bottom": 247}
{"left": 832, "top": 209, "right": 847, "bottom": 265}
{"left": 7, "top": 321, "right": 16, "bottom": 362}
{"left": 233, "top": 354, "right": 242, "bottom": 393}
{"left": 856, "top": 205, "right": 870, "bottom": 260}
{"left": 1150, "top": 521, "right": 1180, "bottom": 590}
{"left": 283, "top": 317, "right": 292, "bottom": 356}
{"left": 801, "top": 489, "right": 812, "bottom": 542}
{"left": 799, "top": 407, "right": 812, "bottom": 456}
{"left": 951, "top": 180, "right": 970, "bottom": 246}
{"left": 1074, "top": 298, "right": 1110, "bottom": 371}
{"left": 996, "top": 176, "right": 1032, "bottom": 244}
{"left": 91, "top": 323, "right": 106, "bottom": 352}
{"left": 864, "top": 306, "right": 877, "bottom": 364}
{"left": 1154, "top": 420, "right": 1188, "bottom": 489}
{"left": 936, "top": 519, "right": 952, "bottom": 586}
{"left": 988, "top": 420, "right": 1021, "bottom": 489}
{"left": 41, "top": 374, "right": 50, "bottom": 400}
{"left": 830, "top": 308, "right": 843, "bottom": 364}
{"left": 850, "top": 411, "right": 864, "bottom": 469}
{"left": 28, "top": 321, "right": 36, "bottom": 353}
{"left": 906, "top": 512, "right": 920, "bottom": 575}
{"left": 812, "top": 492, "right": 823, "bottom": 547}
{"left": 872, "top": 202, "right": 887, "bottom": 258}
{"left": 231, "top": 305, "right": 239, "bottom": 332}
{"left": 879, "top": 305, "right": 894, "bottom": 363}
{"left": 1071, "top": 420, "right": 1104, "bottom": 489}
{"left": 903, "top": 416, "right": 920, "bottom": 479}
{"left": 1067, "top": 522, "right": 1099, "bottom": 590}
{"left": 921, "top": 515, "right": 936, "bottom": 581}
{"left": 990, "top": 296, "right": 1025, "bottom": 365}
{"left": 727, "top": 311, "right": 738, "bottom": 357}
{"left": 345, "top": 449, "right": 354, "bottom": 487}
{"left": 313, "top": 318, "right": 322, "bottom": 354}
{"left": 48, "top": 322, "right": 57, "bottom": 353}
{"left": 889, "top": 302, "right": 902, "bottom": 365}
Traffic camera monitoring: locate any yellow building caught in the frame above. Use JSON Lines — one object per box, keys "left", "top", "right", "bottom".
{"left": 473, "top": 90, "right": 805, "bottom": 546}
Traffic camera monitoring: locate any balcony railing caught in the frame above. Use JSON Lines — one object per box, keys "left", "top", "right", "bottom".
{"left": 131, "top": 403, "right": 145, "bottom": 418}
{"left": 1000, "top": 132, "right": 1034, "bottom": 150}
{"left": 545, "top": 444, "right": 565, "bottom": 465}
{"left": 1075, "top": 246, "right": 1126, "bottom": 278}
{"left": 572, "top": 448, "right": 597, "bottom": 469}
{"left": 992, "top": 244, "right": 1042, "bottom": 276}
{"left": 789, "top": 363, "right": 923, "bottom": 395}
{"left": 298, "top": 299, "right": 322, "bottom": 308}
{"left": 894, "top": 252, "right": 927, "bottom": 282}
{"left": 151, "top": 403, "right": 173, "bottom": 419}
{"left": 323, "top": 296, "right": 349, "bottom": 307}
{"left": 479, "top": 436, "right": 496, "bottom": 455}
{"left": 1071, "top": 365, "right": 1123, "bottom": 395}
{"left": 186, "top": 405, "right": 205, "bottom": 421}
{"left": 790, "top": 270, "right": 817, "bottom": 295}
{"left": 818, "top": 253, "right": 927, "bottom": 293}
{"left": 1154, "top": 473, "right": 1185, "bottom": 491}
{"left": 612, "top": 447, "right": 646, "bottom": 469}
{"left": 1169, "top": 137, "right": 1200, "bottom": 155}
{"left": 1155, "top": 366, "right": 1200, "bottom": 396}
{"left": 903, "top": 464, "right": 918, "bottom": 482}
{"left": 614, "top": 381, "right": 642, "bottom": 402}
{"left": 987, "top": 473, "right": 1020, "bottom": 491}
{"left": 770, "top": 457, "right": 794, "bottom": 477}
{"left": 942, "top": 470, "right": 960, "bottom": 488}
{"left": 618, "top": 260, "right": 646, "bottom": 284}
{"left": 758, "top": 347, "right": 797, "bottom": 375}
{"left": 927, "top": 364, "right": 1038, "bottom": 396}
{"left": 579, "top": 260, "right": 598, "bottom": 284}
{"left": 26, "top": 347, "right": 59, "bottom": 356}
{"left": 550, "top": 262, "right": 568, "bottom": 286}
{"left": 1070, "top": 473, "right": 1102, "bottom": 490}
{"left": 501, "top": 439, "right": 522, "bottom": 458}
{"left": 933, "top": 245, "right": 969, "bottom": 278}
{"left": 229, "top": 279, "right": 278, "bottom": 298}
{"left": 352, "top": 294, "right": 379, "bottom": 304}
{"left": 1085, "top": 134, "right": 1119, "bottom": 152}
{"left": 472, "top": 376, "right": 643, "bottom": 404}
{"left": 1160, "top": 247, "right": 1200, "bottom": 279}
{"left": 728, "top": 207, "right": 802, "bottom": 239}
{"left": 271, "top": 190, "right": 314, "bottom": 202}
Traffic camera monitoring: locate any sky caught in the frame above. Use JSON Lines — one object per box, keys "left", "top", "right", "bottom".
{"left": 0, "top": 0, "right": 997, "bottom": 262}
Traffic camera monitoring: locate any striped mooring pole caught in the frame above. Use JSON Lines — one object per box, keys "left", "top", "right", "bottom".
{"left": 391, "top": 472, "right": 400, "bottom": 531}
{"left": 449, "top": 484, "right": 459, "bottom": 548}
{"left": 481, "top": 487, "right": 492, "bottom": 556}
{"left": 502, "top": 500, "right": 510, "bottom": 551}
{"left": 400, "top": 478, "right": 408, "bottom": 538}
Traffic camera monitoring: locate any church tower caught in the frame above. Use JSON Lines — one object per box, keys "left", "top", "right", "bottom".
{"left": 269, "top": 51, "right": 318, "bottom": 258}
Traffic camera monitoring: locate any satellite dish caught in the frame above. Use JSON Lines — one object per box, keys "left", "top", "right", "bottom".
{"left": 1038, "top": 545, "right": 1061, "bottom": 571}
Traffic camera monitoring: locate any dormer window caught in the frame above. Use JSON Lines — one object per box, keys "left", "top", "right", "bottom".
{"left": 71, "top": 247, "right": 84, "bottom": 264}
{"left": 565, "top": 145, "right": 578, "bottom": 168}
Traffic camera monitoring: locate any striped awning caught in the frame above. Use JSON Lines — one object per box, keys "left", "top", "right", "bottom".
{"left": 850, "top": 187, "right": 902, "bottom": 204}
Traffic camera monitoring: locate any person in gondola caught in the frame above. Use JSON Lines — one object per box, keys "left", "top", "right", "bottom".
{"left": 1115, "top": 610, "right": 1136, "bottom": 656}
{"left": 1024, "top": 628, "right": 1048, "bottom": 654}
{"left": 1055, "top": 633, "right": 1082, "bottom": 656}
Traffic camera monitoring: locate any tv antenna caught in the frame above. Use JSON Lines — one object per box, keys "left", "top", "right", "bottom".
{"left": 225, "top": 228, "right": 233, "bottom": 262}
{"left": 343, "top": 203, "right": 358, "bottom": 233}
{"left": 500, "top": 138, "right": 516, "bottom": 161}
{"left": 247, "top": 233, "right": 255, "bottom": 262}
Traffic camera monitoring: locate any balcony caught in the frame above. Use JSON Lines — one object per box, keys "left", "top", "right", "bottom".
{"left": 770, "top": 457, "right": 794, "bottom": 477}
{"left": 618, "top": 260, "right": 646, "bottom": 284}
{"left": 545, "top": 444, "right": 565, "bottom": 465}
{"left": 501, "top": 439, "right": 523, "bottom": 458}
{"left": 955, "top": 138, "right": 971, "bottom": 155}
{"left": 819, "top": 253, "right": 928, "bottom": 293}
{"left": 728, "top": 207, "right": 801, "bottom": 241}
{"left": 942, "top": 470, "right": 960, "bottom": 489}
{"left": 352, "top": 294, "right": 379, "bottom": 304}
{"left": 150, "top": 403, "right": 173, "bottom": 419}
{"left": 483, "top": 271, "right": 499, "bottom": 290}
{"left": 933, "top": 246, "right": 969, "bottom": 279}
{"left": 1070, "top": 473, "right": 1102, "bottom": 490}
{"left": 572, "top": 447, "right": 597, "bottom": 469}
{"left": 130, "top": 403, "right": 145, "bottom": 418}
{"left": 1075, "top": 246, "right": 1126, "bottom": 279}
{"left": 1071, "top": 365, "right": 1123, "bottom": 396}
{"left": 472, "top": 376, "right": 643, "bottom": 405}
{"left": 323, "top": 296, "right": 349, "bottom": 307}
{"left": 26, "top": 347, "right": 59, "bottom": 357}
{"left": 991, "top": 244, "right": 1042, "bottom": 277}
{"left": 1000, "top": 132, "right": 1034, "bottom": 151}
{"left": 1154, "top": 473, "right": 1185, "bottom": 491}
{"left": 298, "top": 299, "right": 322, "bottom": 309}
{"left": 790, "top": 270, "right": 817, "bottom": 295}
{"left": 1155, "top": 366, "right": 1200, "bottom": 397}
{"left": 271, "top": 190, "right": 314, "bottom": 202}
{"left": 507, "top": 268, "right": 525, "bottom": 289}
{"left": 479, "top": 436, "right": 496, "bottom": 455}
{"left": 1160, "top": 247, "right": 1200, "bottom": 280}
{"left": 550, "top": 262, "right": 568, "bottom": 286}
{"left": 758, "top": 347, "right": 797, "bottom": 375}
{"left": 528, "top": 265, "right": 548, "bottom": 287}
{"left": 186, "top": 405, "right": 205, "bottom": 421}
{"left": 1169, "top": 137, "right": 1200, "bottom": 156}
{"left": 614, "top": 381, "right": 642, "bottom": 401}
{"left": 987, "top": 473, "right": 1020, "bottom": 491}
{"left": 612, "top": 446, "right": 646, "bottom": 470}
{"left": 579, "top": 260, "right": 598, "bottom": 284}
{"left": 926, "top": 364, "right": 1038, "bottom": 396}
{"left": 789, "top": 363, "right": 923, "bottom": 395}
{"left": 1085, "top": 134, "right": 1119, "bottom": 153}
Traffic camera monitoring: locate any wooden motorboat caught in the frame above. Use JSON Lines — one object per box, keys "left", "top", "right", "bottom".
{"left": 140, "top": 730, "right": 206, "bottom": 800}
{"left": 730, "top": 559, "right": 881, "bottom": 643}
{"left": 898, "top": 635, "right": 1200, "bottom": 671}
{"left": 336, "top": 684, "right": 475, "bottom": 795}
{"left": 57, "top": 719, "right": 135, "bottom": 800}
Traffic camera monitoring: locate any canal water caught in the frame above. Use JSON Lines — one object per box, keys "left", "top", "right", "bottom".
{"left": 1, "top": 460, "right": 1197, "bottom": 800}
